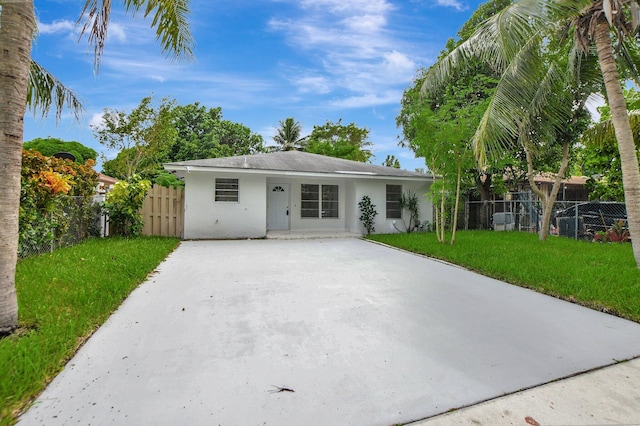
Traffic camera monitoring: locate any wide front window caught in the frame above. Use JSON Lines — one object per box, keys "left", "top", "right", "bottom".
{"left": 301, "top": 184, "right": 339, "bottom": 218}
{"left": 386, "top": 184, "right": 402, "bottom": 219}
{"left": 215, "top": 178, "right": 239, "bottom": 202}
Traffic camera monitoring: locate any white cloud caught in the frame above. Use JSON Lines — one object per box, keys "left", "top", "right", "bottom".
{"left": 381, "top": 51, "right": 416, "bottom": 80}
{"left": 89, "top": 112, "right": 105, "bottom": 130}
{"left": 434, "top": 0, "right": 465, "bottom": 11}
{"left": 342, "top": 14, "right": 387, "bottom": 33}
{"left": 293, "top": 75, "right": 332, "bottom": 94}
{"left": 299, "top": 0, "right": 394, "bottom": 15}
{"left": 268, "top": 0, "right": 420, "bottom": 109}
{"left": 329, "top": 91, "right": 402, "bottom": 108}
{"left": 37, "top": 18, "right": 125, "bottom": 42}
{"left": 38, "top": 19, "right": 75, "bottom": 35}
{"left": 107, "top": 22, "right": 127, "bottom": 43}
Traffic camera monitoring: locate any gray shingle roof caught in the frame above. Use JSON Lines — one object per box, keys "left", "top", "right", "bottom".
{"left": 164, "top": 151, "right": 429, "bottom": 179}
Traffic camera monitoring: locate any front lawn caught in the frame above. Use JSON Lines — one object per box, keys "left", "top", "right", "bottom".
{"left": 0, "top": 236, "right": 180, "bottom": 425}
{"left": 368, "top": 231, "right": 640, "bottom": 322}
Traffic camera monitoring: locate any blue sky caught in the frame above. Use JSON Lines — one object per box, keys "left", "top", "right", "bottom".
{"left": 27, "top": 0, "right": 487, "bottom": 172}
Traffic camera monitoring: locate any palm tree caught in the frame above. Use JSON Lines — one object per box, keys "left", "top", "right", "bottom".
{"left": 422, "top": 0, "right": 640, "bottom": 266}
{"left": 0, "top": 1, "right": 36, "bottom": 336}
{"left": 0, "top": 0, "right": 193, "bottom": 334}
{"left": 272, "top": 118, "right": 307, "bottom": 151}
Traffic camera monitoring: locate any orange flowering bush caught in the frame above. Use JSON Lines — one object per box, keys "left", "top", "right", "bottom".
{"left": 34, "top": 169, "right": 73, "bottom": 195}
{"left": 20, "top": 150, "right": 100, "bottom": 257}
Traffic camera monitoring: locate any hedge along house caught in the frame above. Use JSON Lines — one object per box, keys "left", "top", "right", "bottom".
{"left": 164, "top": 151, "right": 434, "bottom": 239}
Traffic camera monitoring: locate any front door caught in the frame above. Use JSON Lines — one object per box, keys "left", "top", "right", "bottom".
{"left": 267, "top": 183, "right": 290, "bottom": 230}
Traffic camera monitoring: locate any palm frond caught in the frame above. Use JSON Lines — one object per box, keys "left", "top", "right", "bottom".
{"left": 124, "top": 0, "right": 193, "bottom": 61}
{"left": 78, "top": 0, "right": 193, "bottom": 71}
{"left": 78, "top": 0, "right": 112, "bottom": 70}
{"left": 617, "top": 37, "right": 640, "bottom": 86}
{"left": 27, "top": 60, "right": 84, "bottom": 121}
{"left": 582, "top": 110, "right": 640, "bottom": 147}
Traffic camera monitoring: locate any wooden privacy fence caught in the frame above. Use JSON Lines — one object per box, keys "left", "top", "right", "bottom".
{"left": 139, "top": 185, "right": 184, "bottom": 238}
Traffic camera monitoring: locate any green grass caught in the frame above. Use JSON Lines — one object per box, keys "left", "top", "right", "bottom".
{"left": 0, "top": 236, "right": 179, "bottom": 425}
{"left": 368, "top": 231, "right": 640, "bottom": 322}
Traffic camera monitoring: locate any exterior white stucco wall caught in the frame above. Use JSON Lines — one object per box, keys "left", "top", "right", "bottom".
{"left": 183, "top": 171, "right": 267, "bottom": 239}
{"left": 353, "top": 179, "right": 432, "bottom": 235}
{"left": 180, "top": 170, "right": 432, "bottom": 239}
{"left": 268, "top": 177, "right": 348, "bottom": 232}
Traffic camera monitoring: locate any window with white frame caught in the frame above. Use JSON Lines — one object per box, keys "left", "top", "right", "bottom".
{"left": 215, "top": 178, "right": 239, "bottom": 202}
{"left": 386, "top": 184, "right": 402, "bottom": 219}
{"left": 301, "top": 184, "right": 339, "bottom": 218}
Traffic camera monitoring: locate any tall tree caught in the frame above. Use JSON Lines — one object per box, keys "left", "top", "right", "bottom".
{"left": 23, "top": 137, "right": 98, "bottom": 163}
{"left": 397, "top": 0, "right": 510, "bottom": 233}
{"left": 166, "top": 102, "right": 265, "bottom": 162}
{"left": 271, "top": 118, "right": 307, "bottom": 151}
{"left": 305, "top": 119, "right": 373, "bottom": 162}
{"left": 421, "top": 0, "right": 640, "bottom": 264}
{"left": 0, "top": 0, "right": 193, "bottom": 334}
{"left": 94, "top": 96, "right": 177, "bottom": 181}
{"left": 398, "top": 66, "right": 498, "bottom": 232}
{"left": 0, "top": 1, "right": 37, "bottom": 335}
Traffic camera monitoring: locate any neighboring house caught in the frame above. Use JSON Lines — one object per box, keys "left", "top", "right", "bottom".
{"left": 96, "top": 173, "right": 118, "bottom": 195}
{"left": 164, "top": 151, "right": 433, "bottom": 239}
{"left": 526, "top": 174, "right": 589, "bottom": 201}
{"left": 501, "top": 173, "right": 590, "bottom": 201}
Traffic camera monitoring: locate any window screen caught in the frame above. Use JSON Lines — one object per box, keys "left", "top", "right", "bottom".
{"left": 301, "top": 184, "right": 319, "bottom": 217}
{"left": 215, "top": 178, "right": 239, "bottom": 202}
{"left": 301, "top": 184, "right": 339, "bottom": 218}
{"left": 322, "top": 185, "right": 339, "bottom": 218}
{"left": 386, "top": 184, "right": 402, "bottom": 219}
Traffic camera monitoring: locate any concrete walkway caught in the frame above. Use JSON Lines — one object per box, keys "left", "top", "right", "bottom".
{"left": 412, "top": 357, "right": 640, "bottom": 425}
{"left": 18, "top": 239, "right": 640, "bottom": 425}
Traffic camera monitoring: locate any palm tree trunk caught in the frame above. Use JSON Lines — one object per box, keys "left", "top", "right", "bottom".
{"left": 594, "top": 16, "right": 640, "bottom": 267}
{"left": 0, "top": 0, "right": 35, "bottom": 334}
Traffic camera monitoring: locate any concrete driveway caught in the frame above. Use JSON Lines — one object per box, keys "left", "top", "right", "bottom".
{"left": 19, "top": 239, "right": 640, "bottom": 425}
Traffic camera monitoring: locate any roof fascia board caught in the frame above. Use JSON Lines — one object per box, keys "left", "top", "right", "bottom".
{"left": 163, "top": 164, "right": 432, "bottom": 182}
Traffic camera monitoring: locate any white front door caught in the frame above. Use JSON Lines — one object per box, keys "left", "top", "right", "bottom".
{"left": 267, "top": 183, "right": 290, "bottom": 230}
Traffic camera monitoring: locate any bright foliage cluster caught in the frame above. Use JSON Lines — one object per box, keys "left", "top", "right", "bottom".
{"left": 20, "top": 150, "right": 99, "bottom": 256}
{"left": 103, "top": 175, "right": 151, "bottom": 236}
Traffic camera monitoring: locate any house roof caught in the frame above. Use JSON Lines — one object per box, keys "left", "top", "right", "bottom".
{"left": 98, "top": 173, "right": 118, "bottom": 185}
{"left": 533, "top": 174, "right": 588, "bottom": 186}
{"left": 164, "top": 151, "right": 431, "bottom": 180}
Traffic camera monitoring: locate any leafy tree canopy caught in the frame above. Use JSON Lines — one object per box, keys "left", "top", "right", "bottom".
{"left": 382, "top": 155, "right": 401, "bottom": 168}
{"left": 166, "top": 102, "right": 265, "bottom": 162}
{"left": 305, "top": 119, "right": 372, "bottom": 162}
{"left": 579, "top": 88, "right": 640, "bottom": 201}
{"left": 397, "top": 0, "right": 513, "bottom": 208}
{"left": 93, "top": 96, "right": 176, "bottom": 181}
{"left": 23, "top": 137, "right": 97, "bottom": 164}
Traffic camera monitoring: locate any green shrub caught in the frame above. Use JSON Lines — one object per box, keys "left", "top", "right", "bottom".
{"left": 358, "top": 195, "right": 378, "bottom": 235}
{"left": 19, "top": 150, "right": 99, "bottom": 257}
{"left": 103, "top": 175, "right": 151, "bottom": 236}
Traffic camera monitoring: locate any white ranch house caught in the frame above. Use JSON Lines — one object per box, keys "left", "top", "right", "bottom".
{"left": 164, "top": 151, "right": 433, "bottom": 239}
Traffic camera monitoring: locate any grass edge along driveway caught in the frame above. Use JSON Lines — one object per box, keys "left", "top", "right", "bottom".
{"left": 0, "top": 236, "right": 180, "bottom": 426}
{"left": 368, "top": 231, "right": 640, "bottom": 323}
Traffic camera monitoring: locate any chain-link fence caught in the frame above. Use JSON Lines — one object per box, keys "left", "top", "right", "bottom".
{"left": 18, "top": 196, "right": 104, "bottom": 259}
{"left": 464, "top": 195, "right": 627, "bottom": 240}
